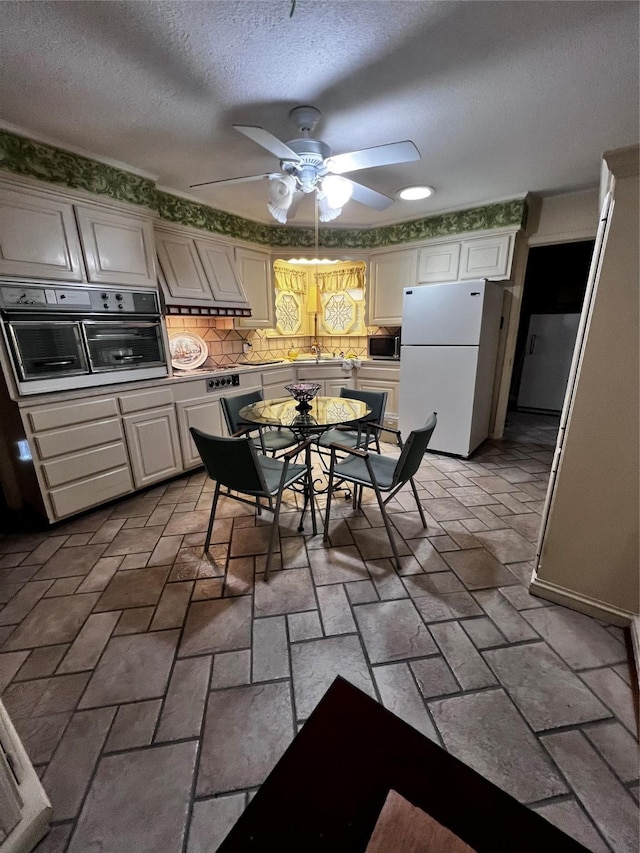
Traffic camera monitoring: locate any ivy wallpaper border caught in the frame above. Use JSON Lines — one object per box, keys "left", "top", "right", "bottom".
{"left": 1, "top": 129, "right": 526, "bottom": 249}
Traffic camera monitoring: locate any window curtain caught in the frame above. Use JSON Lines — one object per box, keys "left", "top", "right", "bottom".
{"left": 273, "top": 260, "right": 307, "bottom": 293}
{"left": 314, "top": 261, "right": 366, "bottom": 293}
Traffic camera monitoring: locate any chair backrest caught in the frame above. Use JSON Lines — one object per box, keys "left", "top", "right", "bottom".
{"left": 339, "top": 387, "right": 388, "bottom": 424}
{"left": 391, "top": 413, "right": 438, "bottom": 488}
{"left": 189, "top": 427, "right": 267, "bottom": 494}
{"left": 220, "top": 390, "right": 263, "bottom": 435}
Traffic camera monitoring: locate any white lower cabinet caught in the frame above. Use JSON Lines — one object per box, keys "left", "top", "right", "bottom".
{"left": 122, "top": 406, "right": 182, "bottom": 488}
{"left": 261, "top": 366, "right": 296, "bottom": 400}
{"left": 355, "top": 364, "right": 400, "bottom": 430}
{"left": 296, "top": 365, "right": 354, "bottom": 396}
{"left": 175, "top": 396, "right": 223, "bottom": 469}
{"left": 24, "top": 397, "right": 133, "bottom": 521}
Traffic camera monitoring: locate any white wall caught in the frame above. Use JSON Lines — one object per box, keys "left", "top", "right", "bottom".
{"left": 531, "top": 153, "right": 639, "bottom": 623}
{"left": 528, "top": 189, "right": 599, "bottom": 246}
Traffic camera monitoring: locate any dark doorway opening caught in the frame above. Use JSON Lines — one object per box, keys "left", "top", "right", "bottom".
{"left": 509, "top": 240, "right": 594, "bottom": 413}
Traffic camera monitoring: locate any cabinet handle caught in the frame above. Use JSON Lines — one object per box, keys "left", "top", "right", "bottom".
{"left": 529, "top": 335, "right": 537, "bottom": 354}
{"left": 33, "top": 359, "right": 75, "bottom": 366}
{"left": 114, "top": 354, "right": 145, "bottom": 361}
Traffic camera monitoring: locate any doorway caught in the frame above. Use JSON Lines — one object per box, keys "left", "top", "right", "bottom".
{"left": 509, "top": 240, "right": 594, "bottom": 416}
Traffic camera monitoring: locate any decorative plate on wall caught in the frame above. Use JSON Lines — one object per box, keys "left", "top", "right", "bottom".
{"left": 169, "top": 332, "right": 208, "bottom": 369}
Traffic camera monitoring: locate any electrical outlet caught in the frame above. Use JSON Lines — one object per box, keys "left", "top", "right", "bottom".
{"left": 242, "top": 342, "right": 252, "bottom": 354}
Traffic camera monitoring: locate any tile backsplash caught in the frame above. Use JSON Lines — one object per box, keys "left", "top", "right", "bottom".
{"left": 165, "top": 317, "right": 393, "bottom": 367}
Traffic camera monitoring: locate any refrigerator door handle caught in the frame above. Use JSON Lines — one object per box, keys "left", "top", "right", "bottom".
{"left": 529, "top": 334, "right": 537, "bottom": 355}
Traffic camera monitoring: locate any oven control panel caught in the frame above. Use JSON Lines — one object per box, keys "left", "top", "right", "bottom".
{"left": 0, "top": 284, "right": 159, "bottom": 314}
{"left": 207, "top": 374, "right": 240, "bottom": 391}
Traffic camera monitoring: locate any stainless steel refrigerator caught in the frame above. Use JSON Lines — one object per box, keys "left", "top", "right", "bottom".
{"left": 398, "top": 279, "right": 503, "bottom": 456}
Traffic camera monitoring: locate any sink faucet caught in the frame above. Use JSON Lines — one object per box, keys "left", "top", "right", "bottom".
{"left": 310, "top": 344, "right": 321, "bottom": 363}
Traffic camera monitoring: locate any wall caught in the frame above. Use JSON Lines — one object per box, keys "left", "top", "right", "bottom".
{"left": 531, "top": 152, "right": 639, "bottom": 623}
{"left": 164, "top": 316, "right": 373, "bottom": 366}
{"left": 491, "top": 189, "right": 600, "bottom": 436}
{"left": 527, "top": 189, "right": 599, "bottom": 246}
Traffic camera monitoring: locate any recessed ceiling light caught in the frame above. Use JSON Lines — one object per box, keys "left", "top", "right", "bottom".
{"left": 397, "top": 185, "right": 435, "bottom": 201}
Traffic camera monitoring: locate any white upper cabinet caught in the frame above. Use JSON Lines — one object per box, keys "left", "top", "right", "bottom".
{"left": 368, "top": 249, "right": 418, "bottom": 326}
{"left": 0, "top": 186, "right": 84, "bottom": 280}
{"left": 234, "top": 246, "right": 275, "bottom": 328}
{"left": 155, "top": 224, "right": 249, "bottom": 310}
{"left": 459, "top": 233, "right": 513, "bottom": 280}
{"left": 155, "top": 228, "right": 212, "bottom": 302}
{"left": 195, "top": 239, "right": 247, "bottom": 305}
{"left": 75, "top": 204, "right": 157, "bottom": 288}
{"left": 417, "top": 242, "right": 461, "bottom": 283}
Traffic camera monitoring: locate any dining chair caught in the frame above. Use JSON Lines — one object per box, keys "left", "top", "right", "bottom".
{"left": 190, "top": 426, "right": 317, "bottom": 580}
{"left": 317, "top": 388, "right": 388, "bottom": 454}
{"left": 323, "top": 413, "right": 437, "bottom": 570}
{"left": 220, "top": 390, "right": 298, "bottom": 455}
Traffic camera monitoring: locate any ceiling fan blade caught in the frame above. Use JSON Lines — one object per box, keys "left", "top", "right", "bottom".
{"left": 189, "top": 173, "right": 272, "bottom": 189}
{"left": 345, "top": 179, "right": 394, "bottom": 211}
{"left": 233, "top": 125, "right": 302, "bottom": 163}
{"left": 326, "top": 140, "right": 420, "bottom": 175}
{"left": 287, "top": 190, "right": 305, "bottom": 220}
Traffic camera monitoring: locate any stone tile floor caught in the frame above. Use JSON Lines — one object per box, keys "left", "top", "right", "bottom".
{"left": 0, "top": 412, "right": 638, "bottom": 852}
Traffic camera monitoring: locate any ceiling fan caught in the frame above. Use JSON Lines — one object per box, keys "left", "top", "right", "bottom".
{"left": 190, "top": 106, "right": 420, "bottom": 224}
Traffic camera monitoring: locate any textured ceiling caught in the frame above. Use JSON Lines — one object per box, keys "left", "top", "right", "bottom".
{"left": 1, "top": 1, "right": 638, "bottom": 227}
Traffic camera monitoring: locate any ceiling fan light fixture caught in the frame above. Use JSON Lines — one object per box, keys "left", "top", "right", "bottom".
{"left": 322, "top": 175, "right": 353, "bottom": 209}
{"left": 397, "top": 185, "right": 435, "bottom": 201}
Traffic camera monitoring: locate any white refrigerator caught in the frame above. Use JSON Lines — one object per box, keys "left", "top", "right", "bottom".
{"left": 398, "top": 279, "right": 503, "bottom": 456}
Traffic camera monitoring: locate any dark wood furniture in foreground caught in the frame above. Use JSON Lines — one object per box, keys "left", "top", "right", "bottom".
{"left": 218, "top": 677, "right": 588, "bottom": 853}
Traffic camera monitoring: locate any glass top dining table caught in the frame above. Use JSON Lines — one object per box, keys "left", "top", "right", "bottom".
{"left": 239, "top": 396, "right": 371, "bottom": 433}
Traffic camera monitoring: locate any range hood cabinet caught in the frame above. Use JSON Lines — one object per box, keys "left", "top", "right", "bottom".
{"left": 155, "top": 225, "right": 251, "bottom": 317}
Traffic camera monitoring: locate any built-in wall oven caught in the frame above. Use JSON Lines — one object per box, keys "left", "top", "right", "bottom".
{"left": 0, "top": 282, "right": 168, "bottom": 395}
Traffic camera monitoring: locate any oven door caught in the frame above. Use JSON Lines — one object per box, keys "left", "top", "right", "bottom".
{"left": 83, "top": 320, "right": 166, "bottom": 372}
{"left": 6, "top": 320, "right": 88, "bottom": 380}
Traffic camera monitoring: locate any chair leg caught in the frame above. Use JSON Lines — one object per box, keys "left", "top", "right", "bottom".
{"left": 265, "top": 488, "right": 285, "bottom": 582}
{"left": 409, "top": 477, "right": 427, "bottom": 528}
{"left": 205, "top": 482, "right": 221, "bottom": 552}
{"left": 256, "top": 497, "right": 262, "bottom": 516}
{"left": 323, "top": 453, "right": 336, "bottom": 542}
{"left": 307, "top": 445, "right": 317, "bottom": 536}
{"left": 372, "top": 481, "right": 403, "bottom": 572}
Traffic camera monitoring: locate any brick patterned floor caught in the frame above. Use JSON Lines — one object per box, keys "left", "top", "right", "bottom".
{"left": 0, "top": 412, "right": 638, "bottom": 852}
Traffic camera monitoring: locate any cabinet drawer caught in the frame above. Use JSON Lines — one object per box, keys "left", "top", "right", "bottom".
{"left": 34, "top": 417, "right": 123, "bottom": 459}
{"left": 119, "top": 388, "right": 174, "bottom": 414}
{"left": 49, "top": 466, "right": 133, "bottom": 519}
{"left": 27, "top": 397, "right": 119, "bottom": 431}
{"left": 42, "top": 441, "right": 129, "bottom": 488}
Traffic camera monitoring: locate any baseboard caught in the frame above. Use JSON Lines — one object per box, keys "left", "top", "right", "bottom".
{"left": 631, "top": 617, "right": 640, "bottom": 692}
{"left": 529, "top": 575, "right": 636, "bottom": 627}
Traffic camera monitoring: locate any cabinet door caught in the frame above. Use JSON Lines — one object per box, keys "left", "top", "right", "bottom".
{"left": 0, "top": 186, "right": 83, "bottom": 280}
{"left": 75, "top": 205, "right": 157, "bottom": 287}
{"left": 459, "top": 234, "right": 513, "bottom": 280}
{"left": 355, "top": 377, "right": 399, "bottom": 426}
{"left": 325, "top": 378, "right": 353, "bottom": 397}
{"left": 195, "top": 239, "right": 248, "bottom": 305}
{"left": 417, "top": 242, "right": 461, "bottom": 283}
{"left": 235, "top": 247, "right": 275, "bottom": 328}
{"left": 368, "top": 250, "right": 417, "bottom": 326}
{"left": 156, "top": 230, "right": 213, "bottom": 303}
{"left": 176, "top": 396, "right": 223, "bottom": 468}
{"left": 262, "top": 366, "right": 296, "bottom": 400}
{"left": 123, "top": 406, "right": 182, "bottom": 488}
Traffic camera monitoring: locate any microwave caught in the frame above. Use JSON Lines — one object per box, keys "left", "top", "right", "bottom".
{"left": 368, "top": 334, "right": 400, "bottom": 360}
